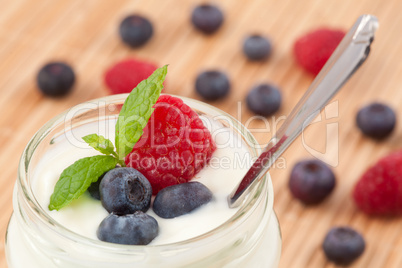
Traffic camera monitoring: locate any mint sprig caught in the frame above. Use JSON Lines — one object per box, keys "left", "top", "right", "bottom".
{"left": 115, "top": 65, "right": 167, "bottom": 160}
{"left": 49, "top": 156, "right": 118, "bottom": 211}
{"left": 48, "top": 65, "right": 168, "bottom": 211}
{"left": 82, "top": 134, "right": 117, "bottom": 157}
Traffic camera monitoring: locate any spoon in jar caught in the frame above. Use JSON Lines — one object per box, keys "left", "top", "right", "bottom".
{"left": 228, "top": 14, "right": 379, "bottom": 208}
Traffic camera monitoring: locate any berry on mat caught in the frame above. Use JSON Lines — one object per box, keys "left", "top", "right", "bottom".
{"left": 353, "top": 150, "right": 402, "bottom": 215}
{"left": 243, "top": 35, "right": 272, "bottom": 61}
{"left": 99, "top": 167, "right": 152, "bottom": 214}
{"left": 119, "top": 15, "right": 153, "bottom": 48}
{"left": 153, "top": 182, "right": 213, "bottom": 218}
{"left": 288, "top": 159, "right": 336, "bottom": 205}
{"left": 97, "top": 212, "right": 158, "bottom": 245}
{"left": 191, "top": 4, "right": 224, "bottom": 34}
{"left": 125, "top": 95, "right": 217, "bottom": 194}
{"left": 246, "top": 83, "right": 281, "bottom": 116}
{"left": 104, "top": 58, "right": 158, "bottom": 94}
{"left": 195, "top": 70, "right": 230, "bottom": 100}
{"left": 323, "top": 226, "right": 365, "bottom": 265}
{"left": 36, "top": 62, "right": 75, "bottom": 97}
{"left": 356, "top": 102, "right": 396, "bottom": 140}
{"left": 294, "top": 28, "right": 345, "bottom": 75}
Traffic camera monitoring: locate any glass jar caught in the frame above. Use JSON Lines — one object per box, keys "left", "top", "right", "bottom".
{"left": 5, "top": 94, "right": 281, "bottom": 268}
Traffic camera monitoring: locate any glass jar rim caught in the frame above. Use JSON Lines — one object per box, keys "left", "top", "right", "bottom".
{"left": 17, "top": 93, "right": 274, "bottom": 251}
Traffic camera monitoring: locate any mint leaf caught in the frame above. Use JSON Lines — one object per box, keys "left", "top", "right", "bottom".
{"left": 48, "top": 155, "right": 117, "bottom": 211}
{"left": 82, "top": 134, "right": 116, "bottom": 156}
{"left": 115, "top": 65, "right": 168, "bottom": 160}
{"left": 49, "top": 65, "right": 168, "bottom": 210}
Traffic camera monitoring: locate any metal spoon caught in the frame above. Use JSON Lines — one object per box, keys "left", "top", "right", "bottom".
{"left": 228, "top": 14, "right": 379, "bottom": 208}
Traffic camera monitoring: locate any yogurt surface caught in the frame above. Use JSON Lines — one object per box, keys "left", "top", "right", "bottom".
{"left": 32, "top": 115, "right": 251, "bottom": 245}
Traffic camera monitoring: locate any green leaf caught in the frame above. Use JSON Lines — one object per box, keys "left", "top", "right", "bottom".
{"left": 82, "top": 134, "right": 116, "bottom": 156}
{"left": 115, "top": 65, "right": 168, "bottom": 160}
{"left": 48, "top": 155, "right": 117, "bottom": 211}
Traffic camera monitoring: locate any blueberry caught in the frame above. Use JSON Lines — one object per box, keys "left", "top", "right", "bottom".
{"left": 119, "top": 15, "right": 153, "bottom": 48}
{"left": 246, "top": 83, "right": 281, "bottom": 116}
{"left": 323, "top": 226, "right": 365, "bottom": 265}
{"left": 195, "top": 70, "right": 230, "bottom": 100}
{"left": 356, "top": 102, "right": 396, "bottom": 140}
{"left": 153, "top": 182, "right": 213, "bottom": 219}
{"left": 288, "top": 159, "right": 335, "bottom": 205}
{"left": 100, "top": 167, "right": 152, "bottom": 214}
{"left": 36, "top": 62, "right": 75, "bottom": 97}
{"left": 191, "top": 4, "right": 224, "bottom": 34}
{"left": 243, "top": 35, "right": 272, "bottom": 61}
{"left": 97, "top": 212, "right": 158, "bottom": 245}
{"left": 87, "top": 172, "right": 108, "bottom": 200}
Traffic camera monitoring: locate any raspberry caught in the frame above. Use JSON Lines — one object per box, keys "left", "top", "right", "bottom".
{"left": 294, "top": 28, "right": 345, "bottom": 75}
{"left": 125, "top": 95, "right": 217, "bottom": 194}
{"left": 353, "top": 150, "right": 402, "bottom": 215}
{"left": 104, "top": 58, "right": 158, "bottom": 94}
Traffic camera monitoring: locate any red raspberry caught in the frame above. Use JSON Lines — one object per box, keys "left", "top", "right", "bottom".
{"left": 125, "top": 95, "right": 217, "bottom": 194}
{"left": 353, "top": 150, "right": 402, "bottom": 215}
{"left": 104, "top": 58, "right": 158, "bottom": 94}
{"left": 294, "top": 28, "right": 345, "bottom": 75}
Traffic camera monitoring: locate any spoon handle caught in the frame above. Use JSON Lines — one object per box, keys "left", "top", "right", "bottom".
{"left": 228, "top": 15, "right": 379, "bottom": 208}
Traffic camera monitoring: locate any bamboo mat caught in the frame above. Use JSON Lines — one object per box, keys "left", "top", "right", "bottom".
{"left": 1, "top": 0, "right": 402, "bottom": 267}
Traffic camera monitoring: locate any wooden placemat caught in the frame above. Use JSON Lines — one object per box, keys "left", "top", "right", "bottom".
{"left": 1, "top": 0, "right": 402, "bottom": 267}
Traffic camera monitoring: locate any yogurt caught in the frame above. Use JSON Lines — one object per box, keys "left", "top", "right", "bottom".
{"left": 32, "top": 116, "right": 251, "bottom": 244}
{"left": 5, "top": 94, "right": 281, "bottom": 267}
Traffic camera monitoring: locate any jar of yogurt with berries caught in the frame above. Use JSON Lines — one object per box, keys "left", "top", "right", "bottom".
{"left": 5, "top": 93, "right": 281, "bottom": 268}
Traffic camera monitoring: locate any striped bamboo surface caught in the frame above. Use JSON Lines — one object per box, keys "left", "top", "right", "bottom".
{"left": 1, "top": 0, "right": 402, "bottom": 267}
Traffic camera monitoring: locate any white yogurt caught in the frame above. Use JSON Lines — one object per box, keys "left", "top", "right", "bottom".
{"left": 32, "top": 116, "right": 250, "bottom": 244}
{"left": 6, "top": 95, "right": 282, "bottom": 267}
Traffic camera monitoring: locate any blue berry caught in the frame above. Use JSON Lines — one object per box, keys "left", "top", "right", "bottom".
{"left": 191, "top": 4, "right": 223, "bottom": 34}
{"left": 153, "top": 182, "right": 213, "bottom": 219}
{"left": 323, "top": 227, "right": 365, "bottom": 265}
{"left": 356, "top": 102, "right": 396, "bottom": 140}
{"left": 36, "top": 62, "right": 75, "bottom": 97}
{"left": 100, "top": 167, "right": 152, "bottom": 214}
{"left": 97, "top": 212, "right": 158, "bottom": 245}
{"left": 288, "top": 159, "right": 335, "bottom": 205}
{"left": 195, "top": 70, "right": 230, "bottom": 100}
{"left": 119, "top": 15, "right": 153, "bottom": 48}
{"left": 246, "top": 84, "right": 281, "bottom": 116}
{"left": 243, "top": 35, "right": 272, "bottom": 61}
{"left": 87, "top": 172, "right": 106, "bottom": 200}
